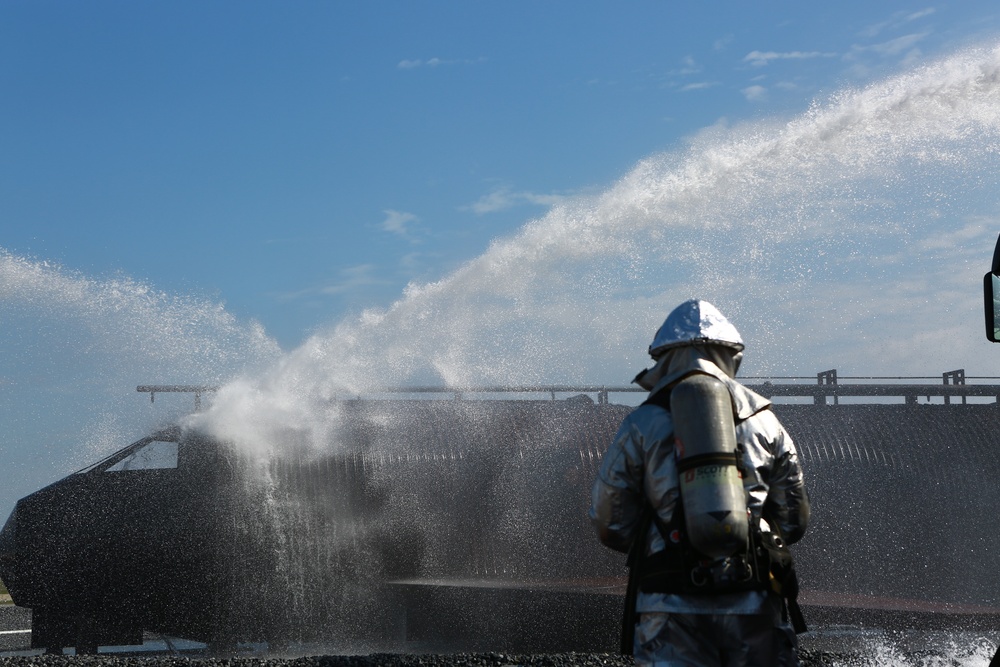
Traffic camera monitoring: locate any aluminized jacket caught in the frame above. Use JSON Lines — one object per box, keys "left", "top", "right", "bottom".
{"left": 589, "top": 353, "right": 809, "bottom": 615}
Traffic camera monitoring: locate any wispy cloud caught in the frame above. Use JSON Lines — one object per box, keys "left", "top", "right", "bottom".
{"left": 743, "top": 50, "right": 838, "bottom": 67}
{"left": 318, "top": 264, "right": 387, "bottom": 296}
{"left": 678, "top": 55, "right": 701, "bottom": 75}
{"left": 860, "top": 7, "right": 936, "bottom": 38}
{"left": 844, "top": 32, "right": 929, "bottom": 67}
{"left": 398, "top": 252, "right": 426, "bottom": 272}
{"left": 916, "top": 220, "right": 994, "bottom": 253}
{"left": 906, "top": 8, "right": 936, "bottom": 21}
{"left": 679, "top": 81, "right": 719, "bottom": 92}
{"left": 654, "top": 54, "right": 729, "bottom": 94}
{"left": 380, "top": 209, "right": 419, "bottom": 237}
{"left": 269, "top": 264, "right": 391, "bottom": 302}
{"left": 661, "top": 56, "right": 704, "bottom": 80}
{"left": 464, "top": 187, "right": 567, "bottom": 215}
{"left": 868, "top": 32, "right": 929, "bottom": 56}
{"left": 742, "top": 85, "right": 767, "bottom": 101}
{"left": 398, "top": 57, "right": 485, "bottom": 70}
{"left": 713, "top": 35, "right": 734, "bottom": 51}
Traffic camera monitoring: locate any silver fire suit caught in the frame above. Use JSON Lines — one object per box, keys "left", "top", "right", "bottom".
{"left": 590, "top": 347, "right": 809, "bottom": 666}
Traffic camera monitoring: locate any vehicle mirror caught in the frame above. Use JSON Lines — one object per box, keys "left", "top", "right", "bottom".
{"left": 985, "top": 272, "right": 1000, "bottom": 342}
{"left": 985, "top": 233, "right": 1000, "bottom": 342}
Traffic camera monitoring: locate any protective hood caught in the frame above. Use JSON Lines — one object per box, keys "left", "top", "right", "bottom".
{"left": 648, "top": 299, "right": 744, "bottom": 359}
{"left": 633, "top": 345, "right": 738, "bottom": 389}
{"left": 632, "top": 346, "right": 769, "bottom": 421}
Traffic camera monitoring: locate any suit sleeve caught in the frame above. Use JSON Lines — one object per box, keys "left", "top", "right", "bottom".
{"left": 762, "top": 422, "right": 810, "bottom": 545}
{"left": 589, "top": 416, "right": 645, "bottom": 554}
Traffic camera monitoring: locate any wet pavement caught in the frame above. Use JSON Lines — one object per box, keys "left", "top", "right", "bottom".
{"left": 0, "top": 603, "right": 31, "bottom": 652}
{"left": 2, "top": 600, "right": 999, "bottom": 665}
{"left": 0, "top": 648, "right": 994, "bottom": 667}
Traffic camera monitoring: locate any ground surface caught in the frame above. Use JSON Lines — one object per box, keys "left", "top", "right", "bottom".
{"left": 4, "top": 645, "right": 1000, "bottom": 666}
{"left": 3, "top": 604, "right": 998, "bottom": 665}
{"left": 0, "top": 650, "right": 902, "bottom": 666}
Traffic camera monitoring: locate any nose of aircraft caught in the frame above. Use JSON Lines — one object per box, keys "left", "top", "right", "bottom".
{"left": 0, "top": 506, "right": 18, "bottom": 597}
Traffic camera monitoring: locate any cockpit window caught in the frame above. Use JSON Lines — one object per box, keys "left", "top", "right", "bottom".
{"left": 104, "top": 440, "right": 178, "bottom": 472}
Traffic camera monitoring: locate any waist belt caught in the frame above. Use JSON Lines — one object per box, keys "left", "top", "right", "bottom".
{"left": 639, "top": 548, "right": 768, "bottom": 596}
{"left": 637, "top": 511, "right": 772, "bottom": 596}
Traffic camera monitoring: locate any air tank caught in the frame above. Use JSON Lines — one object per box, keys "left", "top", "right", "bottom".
{"left": 671, "top": 373, "right": 748, "bottom": 558}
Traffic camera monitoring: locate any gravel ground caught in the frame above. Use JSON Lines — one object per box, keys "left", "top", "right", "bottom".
{"left": 0, "top": 648, "right": 970, "bottom": 667}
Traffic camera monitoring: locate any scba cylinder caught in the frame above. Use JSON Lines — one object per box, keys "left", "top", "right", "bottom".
{"left": 672, "top": 373, "right": 749, "bottom": 559}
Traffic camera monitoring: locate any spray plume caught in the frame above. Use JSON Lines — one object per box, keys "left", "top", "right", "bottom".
{"left": 195, "top": 43, "right": 1000, "bottom": 456}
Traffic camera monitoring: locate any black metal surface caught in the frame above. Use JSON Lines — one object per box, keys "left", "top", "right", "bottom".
{"left": 0, "top": 429, "right": 228, "bottom": 649}
{"left": 780, "top": 402, "right": 1000, "bottom": 612}
{"left": 2, "top": 388, "right": 1000, "bottom": 652}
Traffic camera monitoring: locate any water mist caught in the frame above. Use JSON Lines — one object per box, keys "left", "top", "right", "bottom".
{"left": 195, "top": 43, "right": 1000, "bottom": 455}
{"left": 6, "top": 41, "right": 1000, "bottom": 662}
{"left": 178, "top": 43, "right": 1000, "bottom": 660}
{"left": 0, "top": 250, "right": 280, "bottom": 516}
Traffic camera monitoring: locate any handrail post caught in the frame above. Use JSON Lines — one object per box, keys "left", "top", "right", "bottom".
{"left": 817, "top": 369, "right": 838, "bottom": 405}
{"left": 943, "top": 369, "right": 966, "bottom": 404}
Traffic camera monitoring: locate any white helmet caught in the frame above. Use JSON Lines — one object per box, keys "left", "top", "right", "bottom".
{"left": 648, "top": 299, "right": 744, "bottom": 358}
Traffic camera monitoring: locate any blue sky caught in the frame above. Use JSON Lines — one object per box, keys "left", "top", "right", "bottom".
{"left": 6, "top": 2, "right": 1000, "bottom": 520}
{"left": 5, "top": 1, "right": 999, "bottom": 349}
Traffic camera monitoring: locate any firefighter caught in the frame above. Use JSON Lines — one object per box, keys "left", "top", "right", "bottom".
{"left": 590, "top": 299, "right": 810, "bottom": 666}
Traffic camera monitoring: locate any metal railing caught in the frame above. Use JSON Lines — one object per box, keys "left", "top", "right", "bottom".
{"left": 138, "top": 369, "right": 1000, "bottom": 410}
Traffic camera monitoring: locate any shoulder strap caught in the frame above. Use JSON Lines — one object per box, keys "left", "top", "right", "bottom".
{"left": 642, "top": 387, "right": 671, "bottom": 411}
{"left": 621, "top": 503, "right": 654, "bottom": 655}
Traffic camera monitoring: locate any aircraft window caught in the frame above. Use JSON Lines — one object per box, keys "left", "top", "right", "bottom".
{"left": 105, "top": 440, "right": 178, "bottom": 472}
